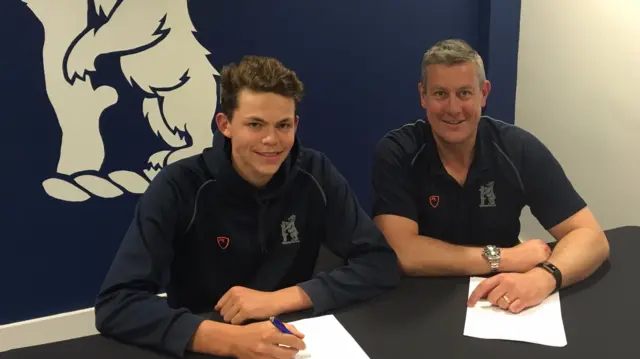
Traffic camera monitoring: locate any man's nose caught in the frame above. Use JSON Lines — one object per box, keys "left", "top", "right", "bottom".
{"left": 262, "top": 129, "right": 278, "bottom": 145}
{"left": 446, "top": 96, "right": 463, "bottom": 115}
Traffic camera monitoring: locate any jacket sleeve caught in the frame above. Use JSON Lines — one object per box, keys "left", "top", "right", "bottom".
{"left": 94, "top": 167, "right": 204, "bottom": 358}
{"left": 297, "top": 156, "right": 402, "bottom": 314}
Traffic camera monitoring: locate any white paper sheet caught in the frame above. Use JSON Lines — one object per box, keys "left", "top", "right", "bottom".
{"left": 463, "top": 276, "right": 567, "bottom": 347}
{"left": 286, "top": 315, "right": 370, "bottom": 359}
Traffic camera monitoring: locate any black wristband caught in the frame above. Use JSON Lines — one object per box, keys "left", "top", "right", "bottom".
{"left": 536, "top": 261, "right": 562, "bottom": 293}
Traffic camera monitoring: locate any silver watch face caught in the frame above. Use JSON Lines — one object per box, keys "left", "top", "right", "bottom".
{"left": 483, "top": 245, "right": 500, "bottom": 260}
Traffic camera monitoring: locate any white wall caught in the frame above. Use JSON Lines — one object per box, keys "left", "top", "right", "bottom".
{"left": 516, "top": 0, "right": 640, "bottom": 241}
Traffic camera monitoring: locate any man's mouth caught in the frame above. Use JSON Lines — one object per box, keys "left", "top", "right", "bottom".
{"left": 256, "top": 151, "right": 282, "bottom": 158}
{"left": 443, "top": 119, "right": 465, "bottom": 125}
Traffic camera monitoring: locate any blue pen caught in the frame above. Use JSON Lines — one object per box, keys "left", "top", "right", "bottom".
{"left": 270, "top": 317, "right": 310, "bottom": 358}
{"left": 269, "top": 316, "right": 293, "bottom": 334}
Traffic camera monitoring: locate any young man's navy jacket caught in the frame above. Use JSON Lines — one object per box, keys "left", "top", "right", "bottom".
{"left": 94, "top": 134, "right": 401, "bottom": 357}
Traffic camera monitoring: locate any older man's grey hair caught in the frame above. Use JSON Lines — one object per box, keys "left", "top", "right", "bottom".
{"left": 420, "top": 39, "right": 486, "bottom": 91}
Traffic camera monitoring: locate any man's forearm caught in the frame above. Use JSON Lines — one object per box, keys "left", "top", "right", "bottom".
{"left": 546, "top": 228, "right": 610, "bottom": 288}
{"left": 189, "top": 320, "right": 239, "bottom": 357}
{"left": 272, "top": 286, "right": 314, "bottom": 314}
{"left": 398, "top": 235, "right": 491, "bottom": 276}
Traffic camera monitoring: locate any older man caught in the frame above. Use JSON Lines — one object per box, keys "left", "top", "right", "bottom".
{"left": 371, "top": 39, "right": 609, "bottom": 314}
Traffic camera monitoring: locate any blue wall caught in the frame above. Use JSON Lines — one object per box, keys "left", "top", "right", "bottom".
{"left": 0, "top": 0, "right": 520, "bottom": 324}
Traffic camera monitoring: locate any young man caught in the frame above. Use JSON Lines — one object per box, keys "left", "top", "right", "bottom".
{"left": 372, "top": 39, "right": 609, "bottom": 314}
{"left": 95, "top": 56, "right": 400, "bottom": 359}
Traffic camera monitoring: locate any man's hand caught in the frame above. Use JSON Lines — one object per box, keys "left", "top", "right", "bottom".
{"left": 500, "top": 239, "right": 552, "bottom": 273}
{"left": 215, "top": 287, "right": 280, "bottom": 324}
{"left": 467, "top": 268, "right": 556, "bottom": 313}
{"left": 230, "top": 320, "right": 306, "bottom": 359}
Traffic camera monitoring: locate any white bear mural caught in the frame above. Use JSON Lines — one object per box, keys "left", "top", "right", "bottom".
{"left": 23, "top": 0, "right": 219, "bottom": 202}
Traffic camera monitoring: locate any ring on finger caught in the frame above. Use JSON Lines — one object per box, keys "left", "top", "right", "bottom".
{"left": 502, "top": 295, "right": 512, "bottom": 305}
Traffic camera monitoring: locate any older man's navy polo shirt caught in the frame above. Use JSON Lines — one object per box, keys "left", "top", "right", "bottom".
{"left": 372, "top": 116, "right": 587, "bottom": 247}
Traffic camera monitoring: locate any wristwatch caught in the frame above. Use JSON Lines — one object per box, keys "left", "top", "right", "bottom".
{"left": 482, "top": 245, "right": 501, "bottom": 273}
{"left": 536, "top": 261, "right": 562, "bottom": 293}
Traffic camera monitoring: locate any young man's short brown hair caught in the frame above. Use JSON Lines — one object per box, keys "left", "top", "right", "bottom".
{"left": 219, "top": 56, "right": 305, "bottom": 118}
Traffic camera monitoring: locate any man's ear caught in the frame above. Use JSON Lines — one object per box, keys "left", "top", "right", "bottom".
{"left": 294, "top": 115, "right": 300, "bottom": 128}
{"left": 215, "top": 113, "right": 232, "bottom": 138}
{"left": 418, "top": 82, "right": 427, "bottom": 109}
{"left": 481, "top": 80, "right": 491, "bottom": 107}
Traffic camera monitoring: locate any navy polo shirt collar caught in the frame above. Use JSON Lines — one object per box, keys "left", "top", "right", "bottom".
{"left": 419, "top": 118, "right": 493, "bottom": 179}
{"left": 471, "top": 119, "right": 493, "bottom": 171}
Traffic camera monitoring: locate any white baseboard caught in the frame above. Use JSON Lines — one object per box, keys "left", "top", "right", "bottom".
{"left": 0, "top": 293, "right": 166, "bottom": 353}
{"left": 0, "top": 307, "right": 97, "bottom": 352}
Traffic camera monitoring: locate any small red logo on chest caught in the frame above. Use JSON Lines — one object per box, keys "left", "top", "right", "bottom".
{"left": 216, "top": 236, "right": 230, "bottom": 250}
{"left": 429, "top": 195, "right": 440, "bottom": 208}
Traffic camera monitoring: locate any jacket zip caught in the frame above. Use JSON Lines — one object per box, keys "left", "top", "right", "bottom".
{"left": 257, "top": 198, "right": 269, "bottom": 254}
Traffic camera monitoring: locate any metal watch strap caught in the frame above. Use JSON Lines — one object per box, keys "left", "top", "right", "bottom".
{"left": 483, "top": 245, "right": 501, "bottom": 273}
{"left": 482, "top": 245, "right": 500, "bottom": 273}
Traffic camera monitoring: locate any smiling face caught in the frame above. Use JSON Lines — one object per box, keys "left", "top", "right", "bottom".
{"left": 216, "top": 89, "right": 298, "bottom": 187}
{"left": 419, "top": 61, "right": 491, "bottom": 147}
